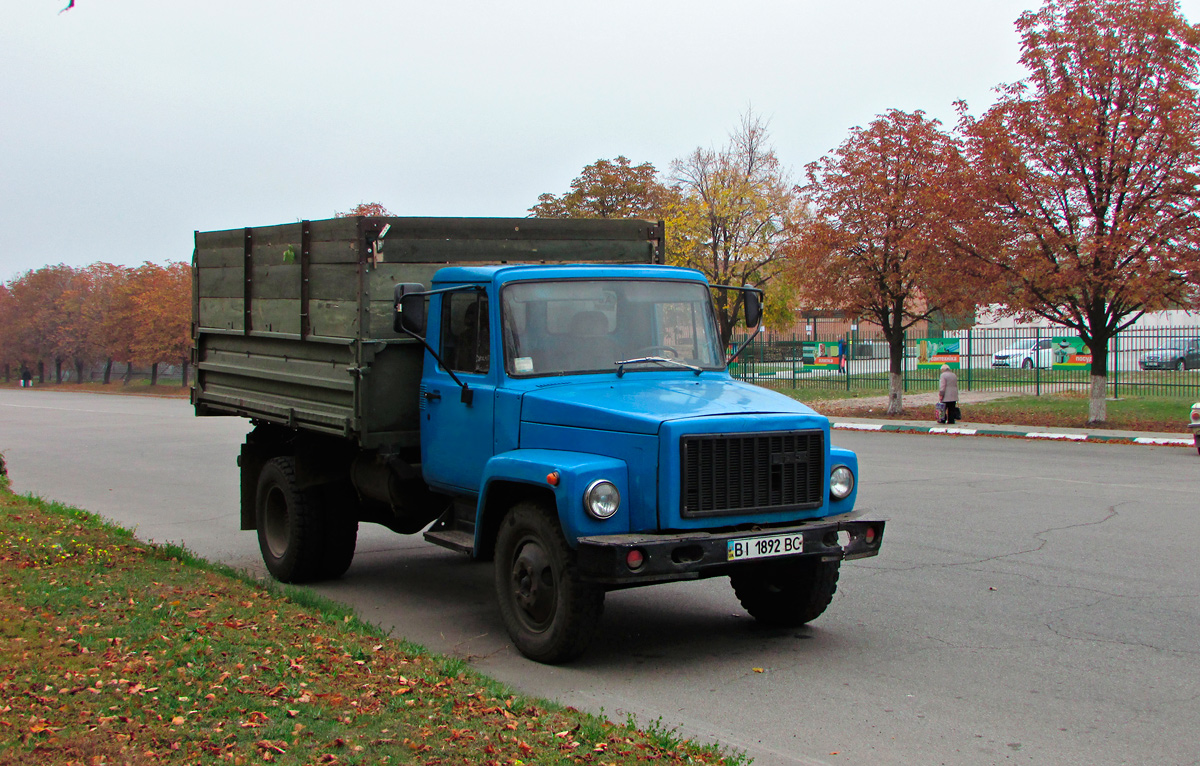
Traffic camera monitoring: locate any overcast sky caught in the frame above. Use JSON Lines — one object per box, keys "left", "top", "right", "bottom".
{"left": 4, "top": 0, "right": 1198, "bottom": 281}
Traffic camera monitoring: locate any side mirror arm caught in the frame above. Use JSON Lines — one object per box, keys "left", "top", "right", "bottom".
{"left": 393, "top": 283, "right": 479, "bottom": 406}
{"left": 711, "top": 284, "right": 765, "bottom": 365}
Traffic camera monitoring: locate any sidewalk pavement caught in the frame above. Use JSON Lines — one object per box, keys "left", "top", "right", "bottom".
{"left": 829, "top": 415, "right": 1197, "bottom": 448}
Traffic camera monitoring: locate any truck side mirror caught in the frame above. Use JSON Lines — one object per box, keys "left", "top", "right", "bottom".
{"left": 743, "top": 286, "right": 763, "bottom": 329}
{"left": 394, "top": 283, "right": 427, "bottom": 336}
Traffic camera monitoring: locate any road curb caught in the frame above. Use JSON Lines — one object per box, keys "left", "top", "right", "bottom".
{"left": 831, "top": 421, "right": 1195, "bottom": 447}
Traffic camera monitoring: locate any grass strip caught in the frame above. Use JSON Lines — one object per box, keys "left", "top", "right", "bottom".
{"left": 948, "top": 394, "right": 1192, "bottom": 432}
{"left": 0, "top": 477, "right": 746, "bottom": 766}
{"left": 790, "top": 391, "right": 1193, "bottom": 433}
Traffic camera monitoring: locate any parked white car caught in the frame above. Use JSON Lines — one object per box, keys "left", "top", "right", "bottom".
{"left": 991, "top": 338, "right": 1055, "bottom": 369}
{"left": 1189, "top": 402, "right": 1199, "bottom": 456}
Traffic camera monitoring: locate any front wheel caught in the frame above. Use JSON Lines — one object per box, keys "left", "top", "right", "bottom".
{"left": 494, "top": 503, "right": 604, "bottom": 663}
{"left": 731, "top": 558, "right": 841, "bottom": 627}
{"left": 1176, "top": 359, "right": 1186, "bottom": 372}
{"left": 1021, "top": 358, "right": 1034, "bottom": 369}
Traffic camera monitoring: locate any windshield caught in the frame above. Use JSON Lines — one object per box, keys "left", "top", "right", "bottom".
{"left": 501, "top": 279, "right": 725, "bottom": 376}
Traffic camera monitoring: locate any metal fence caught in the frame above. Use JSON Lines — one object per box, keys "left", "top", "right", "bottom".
{"left": 730, "top": 326, "right": 1200, "bottom": 399}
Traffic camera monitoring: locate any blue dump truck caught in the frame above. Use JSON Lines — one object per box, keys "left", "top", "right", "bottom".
{"left": 192, "top": 216, "right": 884, "bottom": 662}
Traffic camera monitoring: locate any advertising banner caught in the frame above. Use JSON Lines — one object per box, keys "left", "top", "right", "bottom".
{"left": 1051, "top": 337, "right": 1091, "bottom": 369}
{"left": 915, "top": 338, "right": 961, "bottom": 369}
{"left": 802, "top": 341, "right": 841, "bottom": 371}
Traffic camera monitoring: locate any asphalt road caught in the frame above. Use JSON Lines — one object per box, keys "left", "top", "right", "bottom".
{"left": 2, "top": 388, "right": 1198, "bottom": 766}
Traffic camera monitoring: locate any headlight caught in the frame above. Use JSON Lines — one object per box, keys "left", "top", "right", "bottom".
{"left": 584, "top": 480, "right": 620, "bottom": 520}
{"left": 830, "top": 466, "right": 855, "bottom": 500}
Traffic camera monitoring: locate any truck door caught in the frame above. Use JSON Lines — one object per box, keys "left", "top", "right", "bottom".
{"left": 420, "top": 290, "right": 496, "bottom": 493}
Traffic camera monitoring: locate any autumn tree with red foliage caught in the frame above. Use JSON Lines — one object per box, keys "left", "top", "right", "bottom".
{"left": 126, "top": 262, "right": 192, "bottom": 385}
{"left": 1, "top": 265, "right": 80, "bottom": 383}
{"left": 954, "top": 0, "right": 1200, "bottom": 424}
{"left": 336, "top": 202, "right": 394, "bottom": 217}
{"left": 0, "top": 262, "right": 193, "bottom": 387}
{"left": 529, "top": 156, "right": 674, "bottom": 220}
{"left": 80, "top": 262, "right": 133, "bottom": 383}
{"left": 791, "top": 110, "right": 977, "bottom": 414}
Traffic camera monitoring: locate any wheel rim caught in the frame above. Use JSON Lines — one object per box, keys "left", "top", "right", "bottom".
{"left": 509, "top": 537, "right": 557, "bottom": 631}
{"left": 263, "top": 485, "right": 290, "bottom": 559}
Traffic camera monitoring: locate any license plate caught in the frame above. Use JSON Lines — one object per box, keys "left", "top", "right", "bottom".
{"left": 727, "top": 533, "right": 804, "bottom": 562}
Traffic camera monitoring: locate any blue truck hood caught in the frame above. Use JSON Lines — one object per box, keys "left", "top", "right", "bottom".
{"left": 520, "top": 377, "right": 821, "bottom": 434}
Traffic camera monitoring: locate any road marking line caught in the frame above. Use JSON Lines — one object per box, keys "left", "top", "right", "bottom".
{"left": 1025, "top": 432, "right": 1088, "bottom": 441}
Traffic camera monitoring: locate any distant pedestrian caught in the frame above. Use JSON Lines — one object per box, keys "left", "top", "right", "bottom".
{"left": 938, "top": 364, "right": 959, "bottom": 425}
{"left": 19, "top": 367, "right": 31, "bottom": 388}
{"left": 838, "top": 338, "right": 847, "bottom": 374}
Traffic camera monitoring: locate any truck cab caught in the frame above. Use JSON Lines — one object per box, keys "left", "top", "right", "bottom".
{"left": 398, "top": 264, "right": 881, "bottom": 661}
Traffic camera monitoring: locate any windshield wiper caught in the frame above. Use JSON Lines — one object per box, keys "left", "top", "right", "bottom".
{"left": 615, "top": 356, "right": 703, "bottom": 377}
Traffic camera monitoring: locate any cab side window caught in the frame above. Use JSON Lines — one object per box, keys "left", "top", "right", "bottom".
{"left": 441, "top": 292, "right": 489, "bottom": 374}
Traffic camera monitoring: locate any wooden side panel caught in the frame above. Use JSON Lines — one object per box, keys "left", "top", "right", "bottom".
{"left": 194, "top": 245, "right": 244, "bottom": 269}
{"left": 309, "top": 300, "right": 359, "bottom": 339}
{"left": 378, "top": 238, "right": 656, "bottom": 264}
{"left": 309, "top": 263, "right": 360, "bottom": 302}
{"left": 198, "top": 298, "right": 244, "bottom": 331}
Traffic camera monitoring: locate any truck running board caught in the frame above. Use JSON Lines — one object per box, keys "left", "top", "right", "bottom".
{"left": 423, "top": 527, "right": 474, "bottom": 553}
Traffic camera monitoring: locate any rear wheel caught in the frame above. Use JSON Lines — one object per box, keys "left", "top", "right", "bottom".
{"left": 731, "top": 558, "right": 841, "bottom": 627}
{"left": 1021, "top": 358, "right": 1034, "bottom": 369}
{"left": 494, "top": 503, "right": 604, "bottom": 663}
{"left": 256, "top": 457, "right": 358, "bottom": 582}
{"left": 256, "top": 457, "right": 324, "bottom": 582}
{"left": 318, "top": 482, "right": 360, "bottom": 579}
{"left": 1176, "top": 359, "right": 1185, "bottom": 371}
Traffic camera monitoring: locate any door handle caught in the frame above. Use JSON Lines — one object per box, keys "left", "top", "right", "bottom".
{"left": 423, "top": 390, "right": 442, "bottom": 402}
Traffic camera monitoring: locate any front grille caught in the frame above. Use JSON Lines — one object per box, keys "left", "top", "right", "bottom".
{"left": 680, "top": 430, "right": 824, "bottom": 518}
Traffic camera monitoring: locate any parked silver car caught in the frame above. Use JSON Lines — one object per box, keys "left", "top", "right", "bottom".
{"left": 1138, "top": 338, "right": 1200, "bottom": 371}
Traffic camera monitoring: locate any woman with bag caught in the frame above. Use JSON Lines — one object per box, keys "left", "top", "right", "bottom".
{"left": 938, "top": 364, "right": 959, "bottom": 425}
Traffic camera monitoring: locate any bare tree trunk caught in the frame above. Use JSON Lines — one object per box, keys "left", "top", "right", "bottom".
{"left": 1084, "top": 330, "right": 1110, "bottom": 426}
{"left": 103, "top": 358, "right": 113, "bottom": 384}
{"left": 887, "top": 331, "right": 905, "bottom": 415}
{"left": 150, "top": 362, "right": 159, "bottom": 386}
{"left": 55, "top": 358, "right": 63, "bottom": 384}
{"left": 122, "top": 363, "right": 133, "bottom": 386}
{"left": 888, "top": 372, "right": 904, "bottom": 415}
{"left": 74, "top": 360, "right": 85, "bottom": 384}
{"left": 1088, "top": 374, "right": 1107, "bottom": 425}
